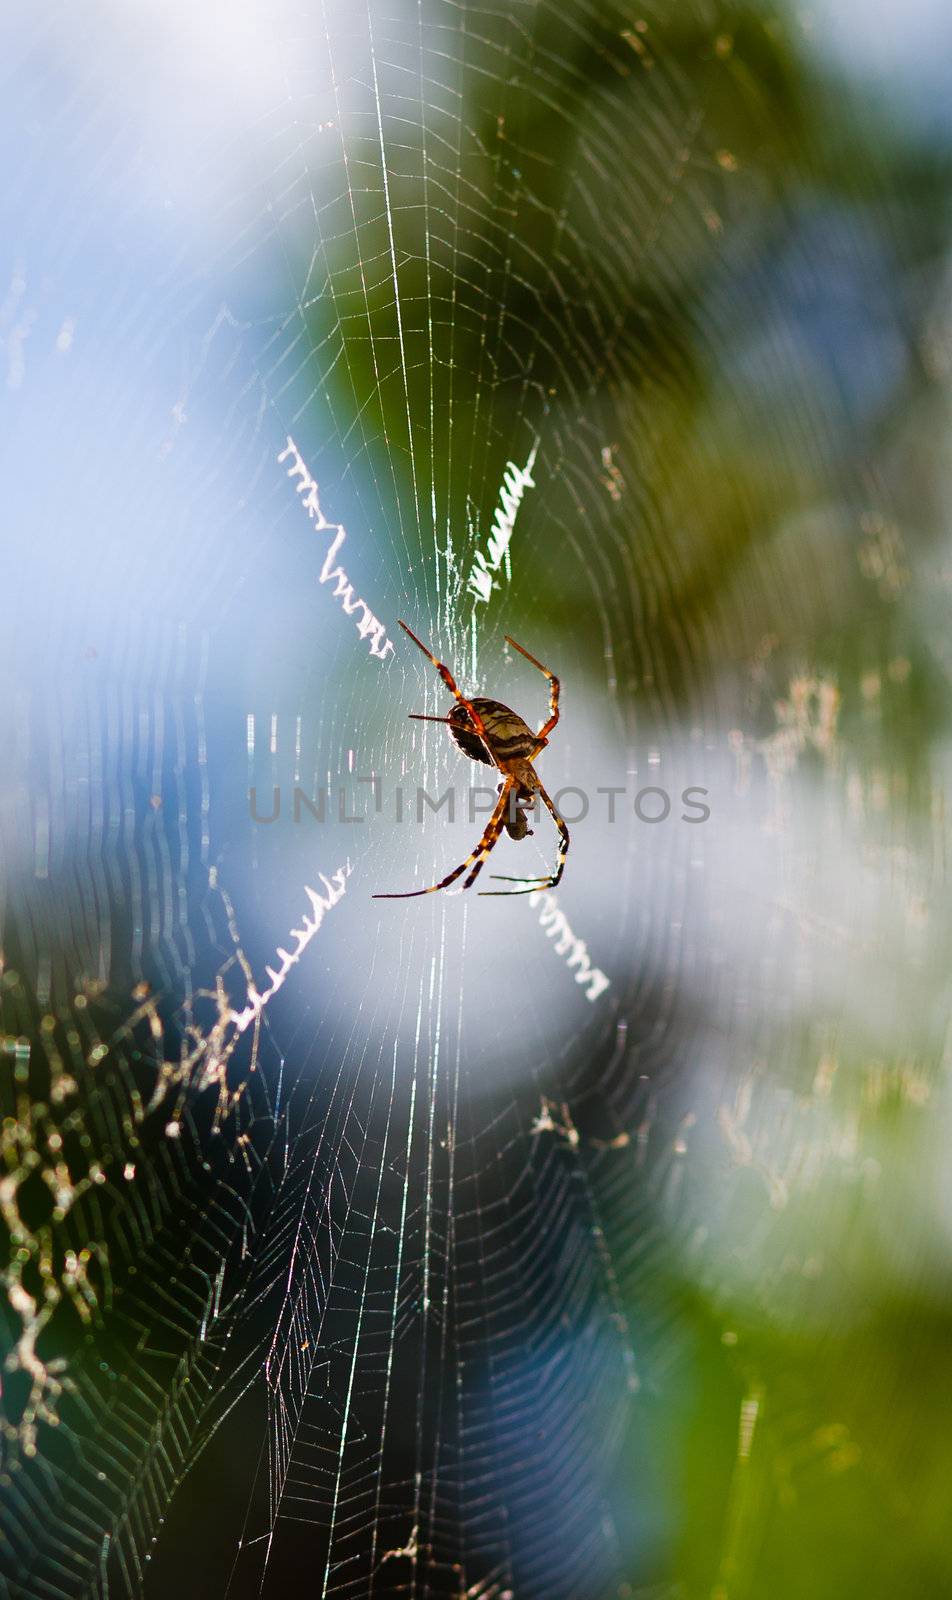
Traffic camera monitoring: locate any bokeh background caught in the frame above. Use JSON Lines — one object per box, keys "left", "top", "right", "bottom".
{"left": 2, "top": 1, "right": 952, "bottom": 1596}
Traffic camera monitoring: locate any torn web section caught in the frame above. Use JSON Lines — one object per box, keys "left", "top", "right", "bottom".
{"left": 0, "top": 294, "right": 348, "bottom": 1593}
{"left": 0, "top": 133, "right": 364, "bottom": 1588}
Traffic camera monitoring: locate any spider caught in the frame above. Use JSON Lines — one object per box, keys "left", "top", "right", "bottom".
{"left": 373, "top": 620, "right": 569, "bottom": 899}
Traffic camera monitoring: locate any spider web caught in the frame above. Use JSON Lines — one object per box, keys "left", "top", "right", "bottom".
{"left": 1, "top": 3, "right": 949, "bottom": 1598}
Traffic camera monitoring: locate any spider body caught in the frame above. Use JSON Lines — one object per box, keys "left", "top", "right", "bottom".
{"left": 448, "top": 700, "right": 541, "bottom": 841}
{"left": 447, "top": 698, "right": 542, "bottom": 766}
{"left": 374, "top": 622, "right": 569, "bottom": 899}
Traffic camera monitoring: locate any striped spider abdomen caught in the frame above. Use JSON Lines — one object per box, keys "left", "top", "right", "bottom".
{"left": 448, "top": 698, "right": 541, "bottom": 766}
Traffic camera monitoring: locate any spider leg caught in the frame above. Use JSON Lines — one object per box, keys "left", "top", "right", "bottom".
{"left": 504, "top": 635, "right": 560, "bottom": 742}
{"left": 399, "top": 620, "right": 500, "bottom": 769}
{"left": 373, "top": 780, "right": 513, "bottom": 899}
{"left": 479, "top": 783, "right": 569, "bottom": 896}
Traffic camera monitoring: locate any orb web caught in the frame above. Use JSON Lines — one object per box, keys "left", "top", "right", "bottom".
{"left": 0, "top": 3, "right": 945, "bottom": 1598}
